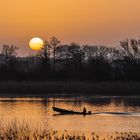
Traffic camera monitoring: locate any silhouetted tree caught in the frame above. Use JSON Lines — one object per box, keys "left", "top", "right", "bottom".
{"left": 37, "top": 41, "right": 51, "bottom": 64}
{"left": 83, "top": 45, "right": 114, "bottom": 62}
{"left": 55, "top": 44, "right": 71, "bottom": 69}
{"left": 120, "top": 39, "right": 140, "bottom": 64}
{"left": 120, "top": 38, "right": 140, "bottom": 80}
{"left": 83, "top": 45, "right": 98, "bottom": 59}
{"left": 67, "top": 42, "right": 85, "bottom": 71}
{"left": 1, "top": 44, "right": 18, "bottom": 66}
{"left": 50, "top": 37, "right": 61, "bottom": 71}
{"left": 1, "top": 37, "right": 140, "bottom": 81}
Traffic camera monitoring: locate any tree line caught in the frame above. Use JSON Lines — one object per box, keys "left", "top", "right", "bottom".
{"left": 0, "top": 37, "right": 140, "bottom": 81}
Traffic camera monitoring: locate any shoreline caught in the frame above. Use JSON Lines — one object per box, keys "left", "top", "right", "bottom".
{"left": 0, "top": 81, "right": 139, "bottom": 96}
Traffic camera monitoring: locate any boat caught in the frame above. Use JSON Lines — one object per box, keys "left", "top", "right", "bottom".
{"left": 52, "top": 107, "right": 92, "bottom": 115}
{"left": 52, "top": 107, "right": 134, "bottom": 116}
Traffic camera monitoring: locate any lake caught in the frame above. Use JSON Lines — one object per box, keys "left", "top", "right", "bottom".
{"left": 0, "top": 96, "right": 140, "bottom": 138}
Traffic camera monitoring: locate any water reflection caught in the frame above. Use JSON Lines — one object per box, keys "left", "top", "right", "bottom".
{"left": 0, "top": 96, "right": 139, "bottom": 134}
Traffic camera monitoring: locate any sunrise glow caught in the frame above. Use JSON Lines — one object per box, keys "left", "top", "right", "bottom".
{"left": 29, "top": 37, "right": 44, "bottom": 51}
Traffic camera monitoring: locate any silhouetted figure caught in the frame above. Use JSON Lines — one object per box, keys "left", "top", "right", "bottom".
{"left": 83, "top": 107, "right": 87, "bottom": 115}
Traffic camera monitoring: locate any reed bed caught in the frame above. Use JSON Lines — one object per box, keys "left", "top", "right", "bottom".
{"left": 47, "top": 131, "right": 140, "bottom": 140}
{"left": 0, "top": 120, "right": 139, "bottom": 140}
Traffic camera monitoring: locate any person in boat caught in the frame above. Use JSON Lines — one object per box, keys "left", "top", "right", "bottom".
{"left": 83, "top": 107, "right": 87, "bottom": 114}
{"left": 83, "top": 107, "right": 92, "bottom": 115}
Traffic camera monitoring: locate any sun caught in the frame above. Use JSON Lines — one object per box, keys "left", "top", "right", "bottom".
{"left": 29, "top": 37, "right": 44, "bottom": 51}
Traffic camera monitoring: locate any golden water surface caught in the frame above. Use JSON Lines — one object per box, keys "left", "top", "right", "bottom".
{"left": 0, "top": 96, "right": 139, "bottom": 137}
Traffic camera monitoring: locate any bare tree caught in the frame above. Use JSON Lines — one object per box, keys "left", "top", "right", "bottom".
{"left": 120, "top": 38, "right": 140, "bottom": 64}
{"left": 83, "top": 45, "right": 98, "bottom": 60}
{"left": 68, "top": 42, "right": 85, "bottom": 70}
{"left": 83, "top": 45, "right": 113, "bottom": 62}
{"left": 37, "top": 40, "right": 51, "bottom": 63}
{"left": 1, "top": 44, "right": 18, "bottom": 65}
{"left": 50, "top": 37, "right": 61, "bottom": 71}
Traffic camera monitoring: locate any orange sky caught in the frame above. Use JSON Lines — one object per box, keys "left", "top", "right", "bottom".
{"left": 0, "top": 0, "right": 140, "bottom": 56}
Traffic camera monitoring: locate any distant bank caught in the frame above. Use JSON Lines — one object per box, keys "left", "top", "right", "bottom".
{"left": 0, "top": 81, "right": 139, "bottom": 97}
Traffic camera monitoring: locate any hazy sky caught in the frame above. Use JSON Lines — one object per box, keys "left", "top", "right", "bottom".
{"left": 0, "top": 0, "right": 140, "bottom": 56}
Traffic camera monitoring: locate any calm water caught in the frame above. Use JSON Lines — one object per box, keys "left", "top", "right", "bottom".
{"left": 0, "top": 96, "right": 140, "bottom": 135}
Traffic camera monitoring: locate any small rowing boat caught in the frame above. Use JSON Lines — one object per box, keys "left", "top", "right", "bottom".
{"left": 52, "top": 107, "right": 92, "bottom": 115}
{"left": 52, "top": 107, "right": 135, "bottom": 116}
